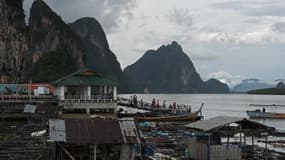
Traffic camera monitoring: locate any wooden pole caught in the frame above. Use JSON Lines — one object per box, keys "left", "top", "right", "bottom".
{"left": 208, "top": 133, "right": 211, "bottom": 160}
{"left": 94, "top": 144, "right": 97, "bottom": 160}
{"left": 244, "top": 132, "right": 246, "bottom": 144}
{"left": 227, "top": 124, "right": 229, "bottom": 145}
{"left": 239, "top": 122, "right": 242, "bottom": 144}
{"left": 265, "top": 135, "right": 268, "bottom": 160}
{"left": 29, "top": 80, "right": 32, "bottom": 103}
{"left": 252, "top": 135, "right": 254, "bottom": 149}
{"left": 58, "top": 143, "right": 75, "bottom": 160}
{"left": 1, "top": 80, "right": 3, "bottom": 102}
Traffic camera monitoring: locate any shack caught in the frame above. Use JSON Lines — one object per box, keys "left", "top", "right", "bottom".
{"left": 185, "top": 116, "right": 275, "bottom": 160}
{"left": 52, "top": 69, "right": 118, "bottom": 115}
{"left": 49, "top": 118, "right": 140, "bottom": 160}
{"left": 21, "top": 83, "right": 55, "bottom": 95}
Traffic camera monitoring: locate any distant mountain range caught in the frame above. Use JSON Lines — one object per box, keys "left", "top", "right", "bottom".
{"left": 123, "top": 42, "right": 229, "bottom": 93}
{"left": 232, "top": 79, "right": 274, "bottom": 92}
{"left": 276, "top": 82, "right": 285, "bottom": 88}
{"left": 248, "top": 82, "right": 285, "bottom": 95}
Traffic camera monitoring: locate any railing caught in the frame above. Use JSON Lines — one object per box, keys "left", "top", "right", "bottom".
{"left": 0, "top": 95, "right": 56, "bottom": 103}
{"left": 0, "top": 95, "right": 115, "bottom": 103}
{"left": 60, "top": 95, "right": 115, "bottom": 103}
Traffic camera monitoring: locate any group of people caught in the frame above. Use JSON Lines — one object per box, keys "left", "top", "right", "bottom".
{"left": 128, "top": 95, "right": 192, "bottom": 113}
{"left": 151, "top": 98, "right": 192, "bottom": 112}
{"left": 129, "top": 95, "right": 139, "bottom": 107}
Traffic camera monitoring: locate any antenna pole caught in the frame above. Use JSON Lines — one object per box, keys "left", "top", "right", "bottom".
{"left": 29, "top": 80, "right": 32, "bottom": 103}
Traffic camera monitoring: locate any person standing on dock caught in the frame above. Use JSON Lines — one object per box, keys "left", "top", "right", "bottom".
{"left": 163, "top": 100, "right": 166, "bottom": 109}
{"left": 129, "top": 96, "right": 133, "bottom": 106}
{"left": 156, "top": 99, "right": 159, "bottom": 108}
{"left": 133, "top": 95, "right": 138, "bottom": 107}
{"left": 140, "top": 99, "right": 143, "bottom": 107}
{"left": 152, "top": 98, "right": 156, "bottom": 107}
{"left": 188, "top": 105, "right": 192, "bottom": 112}
{"left": 169, "top": 104, "right": 172, "bottom": 110}
{"left": 173, "top": 102, "right": 177, "bottom": 113}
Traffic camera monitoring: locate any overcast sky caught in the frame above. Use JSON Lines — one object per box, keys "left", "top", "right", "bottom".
{"left": 23, "top": 0, "right": 285, "bottom": 86}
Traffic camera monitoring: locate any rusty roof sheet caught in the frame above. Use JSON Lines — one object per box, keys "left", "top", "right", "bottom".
{"left": 24, "top": 104, "right": 37, "bottom": 113}
{"left": 35, "top": 104, "right": 62, "bottom": 114}
{"left": 65, "top": 119, "right": 124, "bottom": 144}
{"left": 185, "top": 117, "right": 244, "bottom": 131}
{"left": 24, "top": 104, "right": 61, "bottom": 115}
{"left": 119, "top": 119, "right": 140, "bottom": 143}
{"left": 49, "top": 119, "right": 66, "bottom": 142}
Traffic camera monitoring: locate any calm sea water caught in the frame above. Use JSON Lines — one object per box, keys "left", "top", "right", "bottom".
{"left": 119, "top": 94, "right": 285, "bottom": 130}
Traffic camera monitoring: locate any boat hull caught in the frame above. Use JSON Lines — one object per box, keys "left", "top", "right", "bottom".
{"left": 246, "top": 111, "right": 285, "bottom": 119}
{"left": 135, "top": 112, "right": 200, "bottom": 122}
{"left": 135, "top": 105, "right": 203, "bottom": 122}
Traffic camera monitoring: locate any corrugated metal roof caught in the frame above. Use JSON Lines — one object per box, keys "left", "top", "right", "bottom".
{"left": 35, "top": 104, "right": 62, "bottom": 114}
{"left": 23, "top": 104, "right": 61, "bottom": 114}
{"left": 119, "top": 119, "right": 140, "bottom": 143}
{"left": 6, "top": 85, "right": 20, "bottom": 92}
{"left": 49, "top": 119, "right": 66, "bottom": 142}
{"left": 64, "top": 119, "right": 124, "bottom": 144}
{"left": 52, "top": 69, "right": 117, "bottom": 86}
{"left": 24, "top": 104, "right": 37, "bottom": 113}
{"left": 22, "top": 84, "right": 55, "bottom": 93}
{"left": 185, "top": 116, "right": 246, "bottom": 132}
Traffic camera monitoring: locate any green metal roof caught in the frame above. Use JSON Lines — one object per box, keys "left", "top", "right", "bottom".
{"left": 6, "top": 85, "right": 20, "bottom": 92}
{"left": 0, "top": 84, "right": 21, "bottom": 93}
{"left": 52, "top": 69, "right": 117, "bottom": 86}
{"left": 0, "top": 85, "right": 8, "bottom": 92}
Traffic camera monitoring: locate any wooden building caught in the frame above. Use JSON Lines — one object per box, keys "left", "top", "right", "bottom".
{"left": 185, "top": 116, "right": 275, "bottom": 160}
{"left": 52, "top": 69, "right": 118, "bottom": 114}
{"left": 49, "top": 118, "right": 140, "bottom": 160}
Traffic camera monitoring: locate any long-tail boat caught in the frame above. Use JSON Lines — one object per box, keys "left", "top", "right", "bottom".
{"left": 247, "top": 104, "right": 285, "bottom": 119}
{"left": 247, "top": 110, "right": 285, "bottom": 119}
{"left": 135, "top": 104, "right": 203, "bottom": 122}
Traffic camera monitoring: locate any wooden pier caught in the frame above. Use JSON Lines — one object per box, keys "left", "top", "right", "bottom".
{"left": 117, "top": 97, "right": 175, "bottom": 114}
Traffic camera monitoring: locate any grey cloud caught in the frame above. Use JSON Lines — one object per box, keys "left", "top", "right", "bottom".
{"left": 245, "top": 7, "right": 285, "bottom": 17}
{"left": 243, "top": 18, "right": 262, "bottom": 24}
{"left": 190, "top": 53, "right": 218, "bottom": 61}
{"left": 165, "top": 8, "right": 194, "bottom": 44}
{"left": 272, "top": 22, "right": 285, "bottom": 33}
{"left": 23, "top": 0, "right": 137, "bottom": 33}
{"left": 212, "top": 1, "right": 242, "bottom": 11}
{"left": 168, "top": 8, "right": 193, "bottom": 27}
{"left": 207, "top": 71, "right": 245, "bottom": 87}
{"left": 212, "top": 0, "right": 285, "bottom": 17}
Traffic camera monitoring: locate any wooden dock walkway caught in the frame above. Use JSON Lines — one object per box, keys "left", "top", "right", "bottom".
{"left": 117, "top": 97, "right": 173, "bottom": 114}
{"left": 117, "top": 97, "right": 200, "bottom": 116}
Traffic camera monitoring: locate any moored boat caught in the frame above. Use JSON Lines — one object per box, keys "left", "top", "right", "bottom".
{"left": 246, "top": 110, "right": 285, "bottom": 119}
{"left": 135, "top": 105, "right": 203, "bottom": 122}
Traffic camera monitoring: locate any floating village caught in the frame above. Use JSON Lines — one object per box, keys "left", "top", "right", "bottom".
{"left": 1, "top": 69, "right": 285, "bottom": 160}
